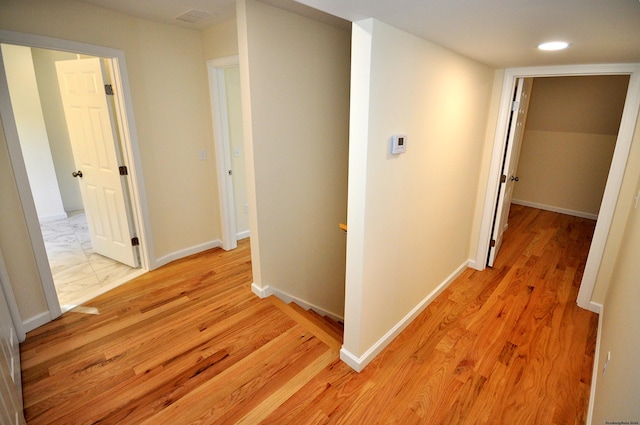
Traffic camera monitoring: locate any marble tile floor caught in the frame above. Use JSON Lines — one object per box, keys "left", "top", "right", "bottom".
{"left": 40, "top": 211, "right": 144, "bottom": 313}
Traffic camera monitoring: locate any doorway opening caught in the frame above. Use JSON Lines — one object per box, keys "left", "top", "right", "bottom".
{"left": 0, "top": 30, "right": 151, "bottom": 323}
{"left": 208, "top": 56, "right": 250, "bottom": 251}
{"left": 476, "top": 64, "right": 640, "bottom": 313}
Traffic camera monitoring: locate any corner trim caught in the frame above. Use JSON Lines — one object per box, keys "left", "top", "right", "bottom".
{"left": 466, "top": 258, "right": 483, "bottom": 272}
{"left": 587, "top": 301, "right": 602, "bottom": 314}
{"left": 586, "top": 304, "right": 604, "bottom": 425}
{"left": 341, "top": 260, "right": 468, "bottom": 372}
{"left": 152, "top": 239, "right": 222, "bottom": 270}
{"left": 251, "top": 282, "right": 272, "bottom": 298}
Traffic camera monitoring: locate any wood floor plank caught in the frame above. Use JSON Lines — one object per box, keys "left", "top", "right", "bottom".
{"left": 21, "top": 207, "right": 598, "bottom": 424}
{"left": 235, "top": 349, "right": 337, "bottom": 425}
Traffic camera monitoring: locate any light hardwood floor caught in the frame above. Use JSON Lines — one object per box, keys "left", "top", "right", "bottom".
{"left": 21, "top": 205, "right": 598, "bottom": 424}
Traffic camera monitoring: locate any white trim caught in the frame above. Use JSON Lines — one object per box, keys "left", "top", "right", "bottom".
{"left": 153, "top": 240, "right": 222, "bottom": 269}
{"left": 475, "top": 63, "right": 640, "bottom": 312}
{"left": 340, "top": 260, "right": 468, "bottom": 372}
{"left": 511, "top": 199, "right": 598, "bottom": 220}
{"left": 588, "top": 301, "right": 602, "bottom": 315}
{"left": 250, "top": 283, "right": 344, "bottom": 323}
{"left": 38, "top": 213, "right": 68, "bottom": 223}
{"left": 266, "top": 286, "right": 344, "bottom": 323}
{"left": 0, "top": 248, "right": 26, "bottom": 342}
{"left": 0, "top": 30, "right": 152, "bottom": 325}
{"left": 586, "top": 303, "right": 604, "bottom": 425}
{"left": 105, "top": 56, "right": 154, "bottom": 271}
{"left": 22, "top": 312, "right": 51, "bottom": 333}
{"left": 236, "top": 230, "right": 250, "bottom": 240}
{"left": 208, "top": 56, "right": 240, "bottom": 251}
{"left": 466, "top": 258, "right": 483, "bottom": 271}
{"left": 251, "top": 282, "right": 272, "bottom": 298}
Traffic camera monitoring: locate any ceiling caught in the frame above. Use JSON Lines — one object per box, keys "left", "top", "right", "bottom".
{"left": 78, "top": 0, "right": 640, "bottom": 68}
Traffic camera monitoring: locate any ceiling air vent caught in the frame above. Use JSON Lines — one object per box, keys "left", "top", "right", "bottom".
{"left": 175, "top": 9, "right": 216, "bottom": 24}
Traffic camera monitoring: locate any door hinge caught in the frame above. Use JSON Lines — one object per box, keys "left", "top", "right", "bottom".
{"left": 490, "top": 239, "right": 496, "bottom": 247}
{"left": 131, "top": 237, "right": 140, "bottom": 246}
{"left": 501, "top": 174, "right": 507, "bottom": 183}
{"left": 105, "top": 84, "right": 114, "bottom": 96}
{"left": 119, "top": 166, "right": 128, "bottom": 176}
{"left": 512, "top": 100, "right": 520, "bottom": 112}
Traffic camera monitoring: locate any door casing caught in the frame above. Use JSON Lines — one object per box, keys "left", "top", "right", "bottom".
{"left": 475, "top": 63, "right": 640, "bottom": 314}
{"left": 0, "top": 30, "right": 153, "bottom": 329}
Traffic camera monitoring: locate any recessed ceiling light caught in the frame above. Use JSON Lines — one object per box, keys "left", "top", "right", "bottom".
{"left": 538, "top": 41, "right": 569, "bottom": 51}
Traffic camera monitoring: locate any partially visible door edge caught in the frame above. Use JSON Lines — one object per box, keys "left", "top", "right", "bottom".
{"left": 208, "top": 56, "right": 240, "bottom": 251}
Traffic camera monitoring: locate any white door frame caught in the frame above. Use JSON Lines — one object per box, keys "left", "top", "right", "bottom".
{"left": 208, "top": 56, "right": 240, "bottom": 251}
{"left": 475, "top": 63, "right": 640, "bottom": 313}
{"left": 0, "top": 30, "right": 153, "bottom": 325}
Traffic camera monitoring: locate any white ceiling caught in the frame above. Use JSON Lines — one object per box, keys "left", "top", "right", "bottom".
{"left": 78, "top": 0, "right": 640, "bottom": 68}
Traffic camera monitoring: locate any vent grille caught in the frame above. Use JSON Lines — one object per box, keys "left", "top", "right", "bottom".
{"left": 175, "top": 9, "right": 216, "bottom": 23}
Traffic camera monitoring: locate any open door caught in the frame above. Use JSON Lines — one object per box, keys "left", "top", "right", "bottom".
{"left": 55, "top": 58, "right": 139, "bottom": 268}
{"left": 487, "top": 77, "right": 532, "bottom": 267}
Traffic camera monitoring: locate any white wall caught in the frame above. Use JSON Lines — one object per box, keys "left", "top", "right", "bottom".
{"left": 1, "top": 43, "right": 67, "bottom": 222}
{"left": 237, "top": 0, "right": 351, "bottom": 318}
{"left": 344, "top": 19, "right": 494, "bottom": 367}
{"left": 202, "top": 19, "right": 239, "bottom": 61}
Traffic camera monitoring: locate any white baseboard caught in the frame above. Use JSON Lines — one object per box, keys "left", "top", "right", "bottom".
{"left": 236, "top": 230, "right": 250, "bottom": 241}
{"left": 38, "top": 212, "right": 68, "bottom": 223}
{"left": 23, "top": 311, "right": 52, "bottom": 333}
{"left": 152, "top": 239, "right": 222, "bottom": 269}
{"left": 340, "top": 260, "right": 468, "bottom": 372}
{"left": 511, "top": 199, "right": 598, "bottom": 220}
{"left": 586, "top": 305, "right": 604, "bottom": 425}
{"left": 269, "top": 286, "right": 344, "bottom": 322}
{"left": 252, "top": 283, "right": 344, "bottom": 322}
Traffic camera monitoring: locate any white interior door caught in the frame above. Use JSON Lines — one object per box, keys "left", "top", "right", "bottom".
{"left": 488, "top": 77, "right": 533, "bottom": 267}
{"left": 55, "top": 58, "right": 138, "bottom": 268}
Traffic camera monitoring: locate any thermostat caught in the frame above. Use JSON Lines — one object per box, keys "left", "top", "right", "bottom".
{"left": 391, "top": 135, "right": 407, "bottom": 155}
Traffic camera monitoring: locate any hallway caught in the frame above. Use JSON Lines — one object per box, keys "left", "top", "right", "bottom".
{"left": 21, "top": 205, "right": 597, "bottom": 424}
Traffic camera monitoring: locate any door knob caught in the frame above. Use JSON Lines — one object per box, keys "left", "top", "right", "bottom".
{"left": 72, "top": 170, "right": 83, "bottom": 178}
{"left": 510, "top": 176, "right": 519, "bottom": 182}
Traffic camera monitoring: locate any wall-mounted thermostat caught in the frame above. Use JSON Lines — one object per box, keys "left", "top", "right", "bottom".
{"left": 391, "top": 135, "right": 407, "bottom": 155}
